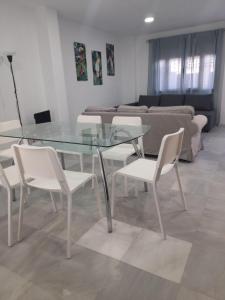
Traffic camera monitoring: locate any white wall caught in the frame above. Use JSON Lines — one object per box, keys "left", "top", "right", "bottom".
{"left": 0, "top": 2, "right": 47, "bottom": 124}
{"left": 35, "top": 6, "right": 69, "bottom": 122}
{"left": 117, "top": 36, "right": 137, "bottom": 103}
{"left": 59, "top": 17, "right": 123, "bottom": 120}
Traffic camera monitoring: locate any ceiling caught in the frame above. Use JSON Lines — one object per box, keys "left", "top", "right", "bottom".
{"left": 12, "top": 0, "right": 225, "bottom": 35}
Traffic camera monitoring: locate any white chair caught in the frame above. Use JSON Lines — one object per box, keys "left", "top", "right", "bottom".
{"left": 111, "top": 128, "right": 187, "bottom": 240}
{"left": 0, "top": 120, "right": 21, "bottom": 162}
{"left": 92, "top": 116, "right": 144, "bottom": 195}
{"left": 0, "top": 164, "right": 21, "bottom": 246}
{"left": 13, "top": 144, "right": 102, "bottom": 259}
{"left": 56, "top": 115, "right": 102, "bottom": 171}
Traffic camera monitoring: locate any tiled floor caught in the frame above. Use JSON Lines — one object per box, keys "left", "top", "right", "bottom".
{"left": 77, "top": 218, "right": 192, "bottom": 283}
{"left": 0, "top": 126, "right": 225, "bottom": 299}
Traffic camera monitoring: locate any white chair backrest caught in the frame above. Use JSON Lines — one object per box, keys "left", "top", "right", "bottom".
{"left": 112, "top": 116, "right": 141, "bottom": 127}
{"left": 154, "top": 128, "right": 184, "bottom": 182}
{"left": 0, "top": 120, "right": 21, "bottom": 145}
{"left": 0, "top": 164, "right": 10, "bottom": 188}
{"left": 76, "top": 115, "right": 102, "bottom": 136}
{"left": 12, "top": 144, "right": 70, "bottom": 194}
{"left": 112, "top": 116, "right": 143, "bottom": 150}
{"left": 77, "top": 115, "right": 101, "bottom": 124}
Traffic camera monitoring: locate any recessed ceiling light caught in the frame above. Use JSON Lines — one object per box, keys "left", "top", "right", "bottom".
{"left": 144, "top": 17, "right": 154, "bottom": 23}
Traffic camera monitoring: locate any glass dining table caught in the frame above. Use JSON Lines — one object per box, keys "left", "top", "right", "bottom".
{"left": 0, "top": 121, "right": 150, "bottom": 233}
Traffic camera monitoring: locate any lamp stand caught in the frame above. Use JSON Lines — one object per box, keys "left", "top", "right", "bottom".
{"left": 7, "top": 55, "right": 22, "bottom": 127}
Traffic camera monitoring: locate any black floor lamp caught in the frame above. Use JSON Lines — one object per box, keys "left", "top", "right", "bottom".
{"left": 6, "top": 54, "right": 23, "bottom": 126}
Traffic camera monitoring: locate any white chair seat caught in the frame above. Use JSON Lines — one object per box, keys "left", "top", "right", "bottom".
{"left": 94, "top": 144, "right": 139, "bottom": 161}
{"left": 116, "top": 158, "right": 174, "bottom": 182}
{"left": 0, "top": 148, "right": 13, "bottom": 160}
{"left": 111, "top": 129, "right": 186, "bottom": 241}
{"left": 13, "top": 144, "right": 102, "bottom": 258}
{"left": 0, "top": 165, "right": 20, "bottom": 187}
{"left": 27, "top": 170, "right": 93, "bottom": 193}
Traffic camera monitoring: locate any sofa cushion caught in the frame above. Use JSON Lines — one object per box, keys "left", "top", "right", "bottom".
{"left": 139, "top": 95, "right": 160, "bottom": 107}
{"left": 149, "top": 105, "right": 195, "bottom": 117}
{"left": 160, "top": 94, "right": 185, "bottom": 106}
{"left": 117, "top": 105, "right": 148, "bottom": 113}
{"left": 185, "top": 94, "right": 213, "bottom": 111}
{"left": 85, "top": 106, "right": 117, "bottom": 112}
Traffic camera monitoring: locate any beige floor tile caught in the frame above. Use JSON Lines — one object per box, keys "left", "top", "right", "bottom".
{"left": 77, "top": 218, "right": 142, "bottom": 260}
{"left": 122, "top": 229, "right": 192, "bottom": 283}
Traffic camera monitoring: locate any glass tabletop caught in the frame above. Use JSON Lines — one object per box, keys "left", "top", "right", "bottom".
{"left": 0, "top": 122, "right": 150, "bottom": 148}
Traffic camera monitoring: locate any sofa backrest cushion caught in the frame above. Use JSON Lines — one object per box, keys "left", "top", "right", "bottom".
{"left": 85, "top": 106, "right": 117, "bottom": 112}
{"left": 117, "top": 105, "right": 148, "bottom": 113}
{"left": 149, "top": 105, "right": 195, "bottom": 117}
{"left": 139, "top": 95, "right": 160, "bottom": 107}
{"left": 184, "top": 94, "right": 213, "bottom": 111}
{"left": 160, "top": 94, "right": 185, "bottom": 106}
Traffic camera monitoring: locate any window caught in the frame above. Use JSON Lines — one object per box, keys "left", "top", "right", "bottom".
{"left": 202, "top": 55, "right": 216, "bottom": 90}
{"left": 168, "top": 58, "right": 182, "bottom": 90}
{"left": 159, "top": 60, "right": 165, "bottom": 92}
{"left": 186, "top": 56, "right": 200, "bottom": 74}
{"left": 185, "top": 56, "right": 200, "bottom": 89}
{"left": 158, "top": 54, "right": 216, "bottom": 93}
{"left": 185, "top": 54, "right": 215, "bottom": 90}
{"left": 159, "top": 58, "right": 182, "bottom": 92}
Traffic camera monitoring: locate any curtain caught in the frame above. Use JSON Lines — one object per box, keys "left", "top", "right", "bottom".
{"left": 148, "top": 35, "right": 186, "bottom": 95}
{"left": 148, "top": 29, "right": 224, "bottom": 123}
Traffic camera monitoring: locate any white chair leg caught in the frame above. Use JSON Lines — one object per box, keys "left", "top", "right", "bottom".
{"left": 123, "top": 161, "right": 128, "bottom": 197}
{"left": 50, "top": 192, "right": 57, "bottom": 213}
{"left": 17, "top": 184, "right": 25, "bottom": 242}
{"left": 60, "top": 193, "right": 64, "bottom": 210}
{"left": 12, "top": 188, "right": 16, "bottom": 202}
{"left": 60, "top": 153, "right": 66, "bottom": 170}
{"left": 174, "top": 164, "right": 187, "bottom": 210}
{"left": 79, "top": 154, "right": 84, "bottom": 172}
{"left": 93, "top": 175, "right": 103, "bottom": 218}
{"left": 7, "top": 188, "right": 13, "bottom": 247}
{"left": 111, "top": 173, "right": 116, "bottom": 217}
{"left": 135, "top": 180, "right": 138, "bottom": 197}
{"left": 23, "top": 186, "right": 31, "bottom": 205}
{"left": 152, "top": 182, "right": 166, "bottom": 240}
{"left": 91, "top": 155, "right": 95, "bottom": 189}
{"left": 66, "top": 194, "right": 72, "bottom": 259}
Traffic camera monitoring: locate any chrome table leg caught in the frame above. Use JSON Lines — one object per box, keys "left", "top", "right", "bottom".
{"left": 97, "top": 148, "right": 112, "bottom": 233}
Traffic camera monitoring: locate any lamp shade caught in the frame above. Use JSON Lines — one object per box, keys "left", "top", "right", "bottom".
{"left": 4, "top": 51, "right": 16, "bottom": 63}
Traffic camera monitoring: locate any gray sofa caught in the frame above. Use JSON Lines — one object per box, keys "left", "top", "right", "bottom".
{"left": 128, "top": 94, "right": 215, "bottom": 132}
{"left": 83, "top": 105, "right": 207, "bottom": 162}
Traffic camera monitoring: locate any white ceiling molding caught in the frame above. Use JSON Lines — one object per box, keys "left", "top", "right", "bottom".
{"left": 145, "top": 21, "right": 225, "bottom": 41}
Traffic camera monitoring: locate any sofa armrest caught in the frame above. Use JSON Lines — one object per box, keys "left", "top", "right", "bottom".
{"left": 192, "top": 115, "right": 208, "bottom": 132}
{"left": 191, "top": 115, "right": 208, "bottom": 156}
